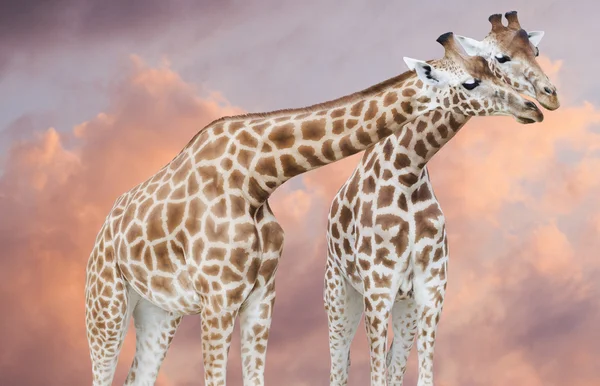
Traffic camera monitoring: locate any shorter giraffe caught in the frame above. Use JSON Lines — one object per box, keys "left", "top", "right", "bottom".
{"left": 324, "top": 13, "right": 557, "bottom": 386}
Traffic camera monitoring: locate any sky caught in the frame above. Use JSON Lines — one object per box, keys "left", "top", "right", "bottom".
{"left": 1, "top": 0, "right": 599, "bottom": 385}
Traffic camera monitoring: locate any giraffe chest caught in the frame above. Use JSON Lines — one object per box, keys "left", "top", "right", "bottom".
{"left": 331, "top": 182, "right": 446, "bottom": 297}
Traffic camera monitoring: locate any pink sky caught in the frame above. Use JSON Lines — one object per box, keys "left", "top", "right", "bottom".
{"left": 1, "top": 1, "right": 600, "bottom": 385}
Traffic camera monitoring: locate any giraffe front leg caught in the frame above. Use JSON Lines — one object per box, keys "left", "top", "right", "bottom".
{"left": 201, "top": 308, "right": 238, "bottom": 386}
{"left": 124, "top": 298, "right": 182, "bottom": 385}
{"left": 364, "top": 293, "right": 393, "bottom": 386}
{"left": 324, "top": 259, "right": 363, "bottom": 386}
{"left": 386, "top": 297, "right": 417, "bottom": 385}
{"left": 414, "top": 250, "right": 447, "bottom": 386}
{"left": 239, "top": 277, "right": 276, "bottom": 386}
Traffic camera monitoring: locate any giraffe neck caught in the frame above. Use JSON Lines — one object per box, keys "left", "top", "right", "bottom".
{"left": 230, "top": 71, "right": 440, "bottom": 205}
{"left": 371, "top": 110, "right": 470, "bottom": 187}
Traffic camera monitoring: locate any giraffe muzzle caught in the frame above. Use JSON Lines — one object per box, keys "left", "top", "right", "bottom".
{"left": 515, "top": 100, "right": 544, "bottom": 124}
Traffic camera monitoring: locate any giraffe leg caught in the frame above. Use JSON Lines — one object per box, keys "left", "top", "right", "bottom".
{"left": 123, "top": 297, "right": 182, "bottom": 385}
{"left": 85, "top": 260, "right": 137, "bottom": 386}
{"left": 201, "top": 308, "right": 238, "bottom": 386}
{"left": 239, "top": 278, "right": 276, "bottom": 386}
{"left": 414, "top": 263, "right": 447, "bottom": 385}
{"left": 386, "top": 297, "right": 418, "bottom": 385}
{"left": 324, "top": 259, "right": 363, "bottom": 386}
{"left": 364, "top": 298, "right": 391, "bottom": 386}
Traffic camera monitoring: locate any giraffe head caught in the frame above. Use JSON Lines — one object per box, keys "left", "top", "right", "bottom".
{"left": 403, "top": 32, "right": 544, "bottom": 124}
{"left": 454, "top": 11, "right": 560, "bottom": 111}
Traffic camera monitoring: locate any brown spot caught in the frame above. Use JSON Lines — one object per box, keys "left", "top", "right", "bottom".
{"left": 230, "top": 248, "right": 249, "bottom": 272}
{"left": 339, "top": 206, "right": 353, "bottom": 232}
{"left": 165, "top": 202, "right": 186, "bottom": 234}
{"left": 206, "top": 217, "right": 229, "bottom": 243}
{"left": 331, "top": 108, "right": 346, "bottom": 118}
{"left": 376, "top": 113, "right": 392, "bottom": 138}
{"left": 351, "top": 100, "right": 365, "bottom": 116}
{"left": 254, "top": 122, "right": 271, "bottom": 135}
{"left": 332, "top": 119, "right": 345, "bottom": 134}
{"left": 146, "top": 205, "right": 166, "bottom": 240}
{"left": 398, "top": 172, "right": 419, "bottom": 186}
{"left": 346, "top": 119, "right": 358, "bottom": 129}
{"left": 228, "top": 170, "right": 245, "bottom": 188}
{"left": 394, "top": 153, "right": 411, "bottom": 169}
{"left": 358, "top": 236, "right": 372, "bottom": 255}
{"left": 222, "top": 266, "right": 243, "bottom": 283}
{"left": 376, "top": 214, "right": 401, "bottom": 231}
{"left": 199, "top": 166, "right": 224, "bottom": 200}
{"left": 416, "top": 245, "right": 433, "bottom": 271}
{"left": 373, "top": 272, "right": 392, "bottom": 288}
{"left": 322, "top": 140, "right": 336, "bottom": 160}
{"left": 390, "top": 220, "right": 409, "bottom": 256}
{"left": 126, "top": 223, "right": 143, "bottom": 243}
{"left": 248, "top": 177, "right": 269, "bottom": 202}
{"left": 360, "top": 202, "right": 374, "bottom": 228}
{"left": 374, "top": 248, "right": 395, "bottom": 269}
{"left": 233, "top": 222, "right": 256, "bottom": 243}
{"left": 356, "top": 127, "right": 372, "bottom": 146}
{"left": 258, "top": 258, "right": 279, "bottom": 280}
{"left": 383, "top": 92, "right": 398, "bottom": 107}
{"left": 416, "top": 120, "right": 428, "bottom": 133}
{"left": 228, "top": 121, "right": 245, "bottom": 132}
{"left": 172, "top": 159, "right": 191, "bottom": 184}
{"left": 194, "top": 136, "right": 228, "bottom": 162}
{"left": 414, "top": 140, "right": 428, "bottom": 159}
{"left": 363, "top": 176, "right": 376, "bottom": 194}
{"left": 280, "top": 154, "right": 306, "bottom": 177}
{"left": 227, "top": 284, "right": 246, "bottom": 306}
{"left": 411, "top": 183, "right": 433, "bottom": 204}
{"left": 377, "top": 185, "right": 395, "bottom": 207}
{"left": 268, "top": 123, "right": 296, "bottom": 149}
{"left": 392, "top": 108, "right": 407, "bottom": 125}
{"left": 150, "top": 276, "right": 176, "bottom": 296}
{"left": 433, "top": 247, "right": 444, "bottom": 263}
{"left": 256, "top": 157, "right": 278, "bottom": 177}
{"left": 301, "top": 119, "right": 326, "bottom": 141}
{"left": 431, "top": 110, "right": 442, "bottom": 124}
{"left": 399, "top": 128, "right": 413, "bottom": 148}
{"left": 364, "top": 100, "right": 378, "bottom": 121}
{"left": 401, "top": 101, "right": 413, "bottom": 114}
{"left": 207, "top": 247, "right": 227, "bottom": 261}
{"left": 237, "top": 149, "right": 254, "bottom": 169}
{"left": 339, "top": 136, "right": 359, "bottom": 157}
{"left": 299, "top": 145, "right": 327, "bottom": 167}
{"left": 426, "top": 133, "right": 440, "bottom": 148}
{"left": 402, "top": 88, "right": 416, "bottom": 97}
{"left": 187, "top": 172, "right": 200, "bottom": 195}
{"left": 414, "top": 204, "right": 443, "bottom": 241}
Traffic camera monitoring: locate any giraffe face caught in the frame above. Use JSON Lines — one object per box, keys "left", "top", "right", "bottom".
{"left": 405, "top": 53, "right": 544, "bottom": 124}
{"left": 455, "top": 11, "right": 560, "bottom": 111}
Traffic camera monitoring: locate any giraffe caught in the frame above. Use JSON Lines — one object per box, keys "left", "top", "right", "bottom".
{"left": 323, "top": 12, "right": 559, "bottom": 386}
{"left": 84, "top": 26, "right": 544, "bottom": 385}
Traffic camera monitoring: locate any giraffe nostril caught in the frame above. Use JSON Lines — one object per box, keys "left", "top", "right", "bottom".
{"left": 525, "top": 101, "right": 538, "bottom": 110}
{"left": 544, "top": 87, "right": 553, "bottom": 95}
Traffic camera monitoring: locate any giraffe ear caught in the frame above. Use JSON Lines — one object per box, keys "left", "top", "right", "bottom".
{"left": 527, "top": 31, "right": 544, "bottom": 47}
{"left": 454, "top": 35, "right": 482, "bottom": 56}
{"left": 403, "top": 57, "right": 449, "bottom": 87}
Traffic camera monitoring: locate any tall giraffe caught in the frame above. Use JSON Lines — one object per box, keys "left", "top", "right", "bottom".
{"left": 324, "top": 12, "right": 559, "bottom": 386}
{"left": 84, "top": 27, "right": 544, "bottom": 385}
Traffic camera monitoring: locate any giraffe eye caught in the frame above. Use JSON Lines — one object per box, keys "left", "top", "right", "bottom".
{"left": 535, "top": 47, "right": 540, "bottom": 57}
{"left": 462, "top": 79, "right": 480, "bottom": 90}
{"left": 495, "top": 54, "right": 511, "bottom": 63}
